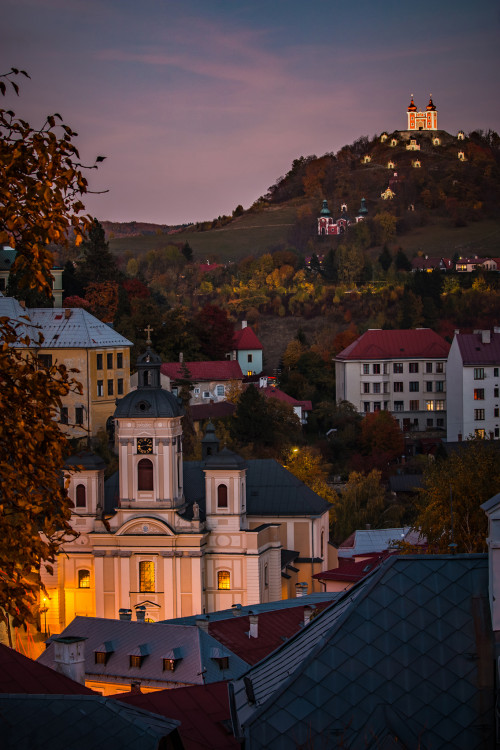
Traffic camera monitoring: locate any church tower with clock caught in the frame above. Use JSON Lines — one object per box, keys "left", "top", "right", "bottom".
{"left": 41, "top": 341, "right": 330, "bottom": 633}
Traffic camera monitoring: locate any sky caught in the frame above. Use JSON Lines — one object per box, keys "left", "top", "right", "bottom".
{"left": 2, "top": 0, "right": 500, "bottom": 225}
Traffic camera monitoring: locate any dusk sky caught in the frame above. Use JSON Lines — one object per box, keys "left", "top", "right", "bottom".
{"left": 3, "top": 0, "right": 499, "bottom": 225}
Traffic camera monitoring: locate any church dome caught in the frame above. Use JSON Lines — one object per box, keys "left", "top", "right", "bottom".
{"left": 114, "top": 387, "right": 183, "bottom": 419}
{"left": 407, "top": 96, "right": 417, "bottom": 112}
{"left": 426, "top": 95, "right": 436, "bottom": 111}
{"left": 204, "top": 446, "right": 247, "bottom": 470}
{"left": 319, "top": 199, "right": 331, "bottom": 216}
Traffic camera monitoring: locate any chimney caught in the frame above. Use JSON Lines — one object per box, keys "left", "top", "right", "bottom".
{"left": 303, "top": 605, "right": 314, "bottom": 627}
{"left": 494, "top": 327, "right": 500, "bottom": 334}
{"left": 241, "top": 320, "right": 247, "bottom": 329}
{"left": 295, "top": 582, "right": 308, "bottom": 598}
{"left": 130, "top": 681, "right": 142, "bottom": 694}
{"left": 196, "top": 615, "right": 210, "bottom": 632}
{"left": 248, "top": 611, "right": 258, "bottom": 638}
{"left": 482, "top": 330, "right": 491, "bottom": 345}
{"left": 179, "top": 352, "right": 184, "bottom": 363}
{"left": 232, "top": 603, "right": 242, "bottom": 617}
{"left": 64, "top": 308, "right": 72, "bottom": 319}
{"left": 136, "top": 605, "right": 146, "bottom": 622}
{"left": 119, "top": 608, "right": 132, "bottom": 621}
{"left": 51, "top": 636, "right": 87, "bottom": 684}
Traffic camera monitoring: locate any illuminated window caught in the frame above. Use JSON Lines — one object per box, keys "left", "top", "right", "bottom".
{"left": 425, "top": 400, "right": 434, "bottom": 411}
{"left": 76, "top": 484, "right": 86, "bottom": 508}
{"left": 435, "top": 400, "right": 445, "bottom": 411}
{"left": 475, "top": 428, "right": 486, "bottom": 438}
{"left": 138, "top": 459, "right": 153, "bottom": 491}
{"left": 130, "top": 655, "right": 143, "bottom": 668}
{"left": 163, "top": 659, "right": 176, "bottom": 671}
{"left": 474, "top": 389, "right": 485, "bottom": 400}
{"left": 78, "top": 569, "right": 90, "bottom": 588}
{"left": 217, "top": 484, "right": 228, "bottom": 509}
{"left": 218, "top": 571, "right": 230, "bottom": 590}
{"left": 139, "top": 561, "right": 155, "bottom": 592}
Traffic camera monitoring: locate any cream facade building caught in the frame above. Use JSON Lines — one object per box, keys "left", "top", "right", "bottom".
{"left": 42, "top": 347, "right": 330, "bottom": 633}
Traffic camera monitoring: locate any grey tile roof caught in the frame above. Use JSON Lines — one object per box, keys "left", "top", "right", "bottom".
{"left": 339, "top": 527, "right": 412, "bottom": 557}
{"left": 230, "top": 554, "right": 494, "bottom": 750}
{"left": 0, "top": 693, "right": 181, "bottom": 750}
{"left": 38, "top": 616, "right": 248, "bottom": 688}
{"left": 0, "top": 297, "right": 132, "bottom": 348}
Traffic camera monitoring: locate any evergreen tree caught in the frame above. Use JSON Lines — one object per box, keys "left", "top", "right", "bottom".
{"left": 76, "top": 218, "right": 121, "bottom": 289}
{"left": 395, "top": 248, "right": 411, "bottom": 272}
{"left": 231, "top": 385, "right": 270, "bottom": 445}
{"left": 378, "top": 246, "right": 392, "bottom": 272}
{"left": 181, "top": 242, "right": 193, "bottom": 263}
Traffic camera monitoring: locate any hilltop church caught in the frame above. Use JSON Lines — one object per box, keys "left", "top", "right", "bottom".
{"left": 42, "top": 346, "right": 331, "bottom": 633}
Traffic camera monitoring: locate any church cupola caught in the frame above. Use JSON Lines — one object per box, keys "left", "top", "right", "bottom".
{"left": 319, "top": 199, "right": 331, "bottom": 217}
{"left": 136, "top": 347, "right": 162, "bottom": 389}
{"left": 426, "top": 95, "right": 436, "bottom": 111}
{"left": 202, "top": 420, "right": 220, "bottom": 461}
{"left": 356, "top": 197, "right": 368, "bottom": 222}
{"left": 407, "top": 95, "right": 417, "bottom": 112}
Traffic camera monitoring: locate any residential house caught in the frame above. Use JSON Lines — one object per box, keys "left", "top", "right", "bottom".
{"left": 229, "top": 322, "right": 263, "bottom": 376}
{"left": 161, "top": 359, "right": 244, "bottom": 405}
{"left": 411, "top": 256, "right": 453, "bottom": 272}
{"left": 0, "top": 296, "right": 132, "bottom": 437}
{"left": 258, "top": 385, "right": 312, "bottom": 425}
{"left": 455, "top": 256, "right": 487, "bottom": 272}
{"left": 41, "top": 350, "right": 331, "bottom": 633}
{"left": 446, "top": 328, "right": 500, "bottom": 441}
{"left": 479, "top": 258, "right": 500, "bottom": 272}
{"left": 0, "top": 246, "right": 64, "bottom": 307}
{"left": 313, "top": 552, "right": 392, "bottom": 592}
{"left": 335, "top": 328, "right": 450, "bottom": 432}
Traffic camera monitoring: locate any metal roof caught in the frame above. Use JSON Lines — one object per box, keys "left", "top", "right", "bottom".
{"left": 338, "top": 527, "right": 412, "bottom": 557}
{"left": 0, "top": 694, "right": 181, "bottom": 750}
{"left": 455, "top": 331, "right": 500, "bottom": 365}
{"left": 38, "top": 617, "right": 248, "bottom": 688}
{"left": 0, "top": 297, "right": 132, "bottom": 349}
{"left": 161, "top": 361, "right": 244, "bottom": 382}
{"left": 231, "top": 554, "right": 494, "bottom": 749}
{"left": 336, "top": 328, "right": 449, "bottom": 361}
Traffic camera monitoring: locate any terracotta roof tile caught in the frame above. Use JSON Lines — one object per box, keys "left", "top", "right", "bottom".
{"left": 233, "top": 327, "right": 263, "bottom": 351}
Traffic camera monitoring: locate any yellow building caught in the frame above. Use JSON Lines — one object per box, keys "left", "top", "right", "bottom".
{"left": 0, "top": 296, "right": 132, "bottom": 438}
{"left": 42, "top": 348, "right": 331, "bottom": 633}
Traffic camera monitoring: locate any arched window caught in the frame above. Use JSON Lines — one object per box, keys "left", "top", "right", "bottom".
{"left": 78, "top": 569, "right": 90, "bottom": 588}
{"left": 217, "top": 484, "right": 228, "bottom": 509}
{"left": 218, "top": 570, "right": 230, "bottom": 590}
{"left": 139, "top": 561, "right": 155, "bottom": 592}
{"left": 138, "top": 459, "right": 153, "bottom": 491}
{"left": 76, "top": 484, "right": 86, "bottom": 508}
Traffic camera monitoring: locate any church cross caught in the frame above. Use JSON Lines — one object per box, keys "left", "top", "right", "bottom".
{"left": 144, "top": 324, "right": 153, "bottom": 345}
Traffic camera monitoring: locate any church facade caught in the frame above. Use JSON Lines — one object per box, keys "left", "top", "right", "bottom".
{"left": 407, "top": 95, "right": 438, "bottom": 131}
{"left": 42, "top": 348, "right": 331, "bottom": 633}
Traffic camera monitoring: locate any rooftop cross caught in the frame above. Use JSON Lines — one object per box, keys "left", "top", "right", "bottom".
{"left": 144, "top": 324, "right": 153, "bottom": 346}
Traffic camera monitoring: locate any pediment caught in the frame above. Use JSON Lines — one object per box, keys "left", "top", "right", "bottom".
{"left": 116, "top": 517, "right": 174, "bottom": 536}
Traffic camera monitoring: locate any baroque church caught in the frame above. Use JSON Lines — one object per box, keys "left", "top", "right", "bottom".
{"left": 42, "top": 347, "right": 331, "bottom": 633}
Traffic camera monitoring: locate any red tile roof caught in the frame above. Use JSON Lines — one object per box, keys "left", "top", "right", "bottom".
{"left": 207, "top": 603, "right": 331, "bottom": 666}
{"left": 455, "top": 331, "right": 500, "bottom": 365}
{"left": 233, "top": 327, "right": 263, "bottom": 351}
{"left": 259, "top": 387, "right": 312, "bottom": 411}
{"left": 161, "top": 361, "right": 244, "bottom": 382}
{"left": 313, "top": 553, "right": 392, "bottom": 583}
{"left": 337, "top": 329, "right": 449, "bottom": 360}
{"left": 190, "top": 402, "right": 235, "bottom": 421}
{"left": 114, "top": 681, "right": 238, "bottom": 750}
{"left": 0, "top": 643, "right": 96, "bottom": 695}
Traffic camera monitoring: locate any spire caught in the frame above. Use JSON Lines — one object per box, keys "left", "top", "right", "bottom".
{"left": 357, "top": 197, "right": 368, "bottom": 217}
{"left": 319, "top": 199, "right": 331, "bottom": 216}
{"left": 136, "top": 346, "right": 162, "bottom": 388}
{"left": 407, "top": 95, "right": 417, "bottom": 112}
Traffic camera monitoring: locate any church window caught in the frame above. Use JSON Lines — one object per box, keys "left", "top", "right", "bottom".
{"left": 217, "top": 484, "right": 228, "bottom": 509}
{"left": 218, "top": 570, "right": 230, "bottom": 590}
{"left": 76, "top": 484, "right": 86, "bottom": 508}
{"left": 138, "top": 459, "right": 154, "bottom": 491}
{"left": 139, "top": 561, "right": 155, "bottom": 592}
{"left": 78, "top": 569, "right": 90, "bottom": 588}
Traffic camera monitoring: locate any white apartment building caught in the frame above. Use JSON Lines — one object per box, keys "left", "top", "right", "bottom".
{"left": 446, "top": 328, "right": 500, "bottom": 441}
{"left": 335, "top": 329, "right": 450, "bottom": 432}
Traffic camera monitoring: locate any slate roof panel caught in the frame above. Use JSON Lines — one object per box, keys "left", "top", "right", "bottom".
{"left": 37, "top": 617, "right": 248, "bottom": 687}
{"left": 338, "top": 527, "right": 412, "bottom": 557}
{"left": 231, "top": 554, "right": 494, "bottom": 750}
{"left": 0, "top": 693, "right": 180, "bottom": 750}
{"left": 28, "top": 307, "right": 132, "bottom": 348}
{"left": 337, "top": 328, "right": 449, "bottom": 360}
{"left": 0, "top": 643, "right": 96, "bottom": 695}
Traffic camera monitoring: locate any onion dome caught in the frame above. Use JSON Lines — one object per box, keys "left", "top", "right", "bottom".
{"left": 319, "top": 199, "right": 331, "bottom": 216}
{"left": 357, "top": 197, "right": 368, "bottom": 217}
{"left": 114, "top": 345, "right": 183, "bottom": 419}
{"left": 407, "top": 96, "right": 417, "bottom": 112}
{"left": 426, "top": 95, "right": 436, "bottom": 111}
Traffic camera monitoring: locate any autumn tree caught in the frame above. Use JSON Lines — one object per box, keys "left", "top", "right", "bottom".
{"left": 332, "top": 470, "right": 387, "bottom": 544}
{"left": 85, "top": 280, "right": 119, "bottom": 323}
{"left": 194, "top": 304, "right": 234, "bottom": 361}
{"left": 0, "top": 69, "right": 96, "bottom": 631}
{"left": 284, "top": 447, "right": 337, "bottom": 511}
{"left": 410, "top": 440, "right": 500, "bottom": 553}
{"left": 351, "top": 410, "right": 404, "bottom": 477}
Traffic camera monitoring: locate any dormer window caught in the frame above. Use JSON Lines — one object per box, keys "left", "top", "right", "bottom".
{"left": 162, "top": 648, "right": 182, "bottom": 671}
{"left": 211, "top": 648, "right": 229, "bottom": 670}
{"left": 129, "top": 644, "right": 150, "bottom": 668}
{"left": 94, "top": 641, "right": 114, "bottom": 665}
